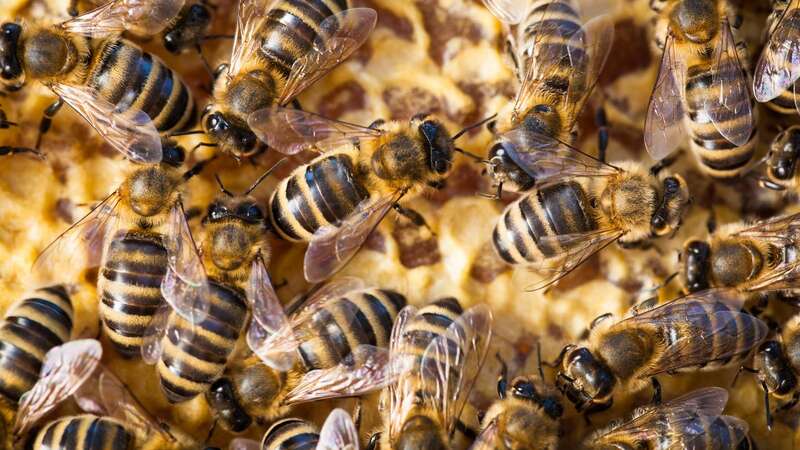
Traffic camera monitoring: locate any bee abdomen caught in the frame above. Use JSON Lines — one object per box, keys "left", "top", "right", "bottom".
{"left": 297, "top": 289, "right": 406, "bottom": 371}
{"left": 262, "top": 418, "right": 320, "bottom": 450}
{"left": 0, "top": 285, "right": 73, "bottom": 402}
{"left": 677, "top": 415, "right": 749, "bottom": 449}
{"left": 88, "top": 39, "right": 195, "bottom": 134}
{"left": 157, "top": 281, "right": 248, "bottom": 403}
{"left": 99, "top": 230, "right": 168, "bottom": 358}
{"left": 270, "top": 153, "right": 370, "bottom": 242}
{"left": 33, "top": 414, "right": 133, "bottom": 450}
{"left": 492, "top": 181, "right": 595, "bottom": 265}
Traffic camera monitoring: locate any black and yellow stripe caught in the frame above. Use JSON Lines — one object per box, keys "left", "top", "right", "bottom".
{"left": 401, "top": 298, "right": 463, "bottom": 393}
{"left": 270, "top": 152, "right": 371, "bottom": 242}
{"left": 33, "top": 414, "right": 133, "bottom": 450}
{"left": 261, "top": 418, "right": 320, "bottom": 450}
{"left": 0, "top": 285, "right": 72, "bottom": 403}
{"left": 98, "top": 230, "right": 168, "bottom": 358}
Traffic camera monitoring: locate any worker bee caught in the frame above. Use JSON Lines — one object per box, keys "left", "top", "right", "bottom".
{"left": 0, "top": 0, "right": 195, "bottom": 159}
{"left": 645, "top": 0, "right": 757, "bottom": 178}
{"left": 679, "top": 212, "right": 800, "bottom": 294}
{"left": 205, "top": 277, "right": 406, "bottom": 432}
{"left": 370, "top": 298, "right": 493, "bottom": 450}
{"left": 760, "top": 125, "right": 800, "bottom": 191}
{"left": 491, "top": 141, "right": 690, "bottom": 290}
{"left": 201, "top": 0, "right": 376, "bottom": 158}
{"left": 585, "top": 387, "right": 756, "bottom": 450}
{"left": 34, "top": 144, "right": 211, "bottom": 358}
{"left": 753, "top": 0, "right": 800, "bottom": 116}
{"left": 479, "top": 0, "right": 614, "bottom": 196}
{"left": 556, "top": 289, "right": 768, "bottom": 414}
{"left": 226, "top": 408, "right": 360, "bottom": 450}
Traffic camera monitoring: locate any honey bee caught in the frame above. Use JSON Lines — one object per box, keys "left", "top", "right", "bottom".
{"left": 201, "top": 0, "right": 376, "bottom": 158}
{"left": 34, "top": 144, "right": 211, "bottom": 358}
{"left": 227, "top": 408, "right": 360, "bottom": 450}
{"left": 479, "top": 0, "right": 614, "bottom": 197}
{"left": 760, "top": 125, "right": 800, "bottom": 191}
{"left": 645, "top": 0, "right": 757, "bottom": 178}
{"left": 679, "top": 212, "right": 800, "bottom": 294}
{"left": 585, "top": 387, "right": 756, "bottom": 450}
{"left": 556, "top": 289, "right": 767, "bottom": 414}
{"left": 370, "top": 298, "right": 493, "bottom": 450}
{"left": 162, "top": 1, "right": 233, "bottom": 74}
{"left": 753, "top": 0, "right": 800, "bottom": 116}
{"left": 491, "top": 142, "right": 690, "bottom": 290}
{"left": 0, "top": 0, "right": 195, "bottom": 159}
{"left": 206, "top": 277, "right": 406, "bottom": 432}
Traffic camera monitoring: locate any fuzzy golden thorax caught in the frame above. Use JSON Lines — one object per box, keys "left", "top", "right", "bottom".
{"left": 384, "top": 413, "right": 448, "bottom": 450}
{"left": 668, "top": 0, "right": 721, "bottom": 44}
{"left": 117, "top": 164, "right": 184, "bottom": 225}
{"left": 600, "top": 170, "right": 658, "bottom": 243}
{"left": 201, "top": 195, "right": 267, "bottom": 277}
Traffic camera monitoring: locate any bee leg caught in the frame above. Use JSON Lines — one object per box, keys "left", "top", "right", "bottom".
{"left": 649, "top": 150, "right": 682, "bottom": 175}
{"left": 0, "top": 146, "right": 44, "bottom": 159}
{"left": 182, "top": 155, "right": 217, "bottom": 180}
{"left": 650, "top": 377, "right": 662, "bottom": 405}
{"left": 212, "top": 63, "right": 229, "bottom": 80}
{"left": 706, "top": 209, "right": 717, "bottom": 233}
{"left": 291, "top": 99, "right": 304, "bottom": 111}
{"left": 393, "top": 204, "right": 434, "bottom": 235}
{"left": 595, "top": 105, "right": 609, "bottom": 163}
{"left": 352, "top": 397, "right": 363, "bottom": 431}
{"left": 454, "top": 420, "right": 477, "bottom": 441}
{"left": 35, "top": 97, "right": 64, "bottom": 150}
{"left": 496, "top": 353, "right": 508, "bottom": 399}
{"left": 366, "top": 432, "right": 381, "bottom": 450}
{"left": 190, "top": 142, "right": 218, "bottom": 155}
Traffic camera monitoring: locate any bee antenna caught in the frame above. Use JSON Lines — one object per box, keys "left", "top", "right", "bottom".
{"left": 168, "top": 129, "right": 205, "bottom": 137}
{"left": 453, "top": 113, "right": 497, "bottom": 141}
{"left": 244, "top": 159, "right": 286, "bottom": 195}
{"left": 214, "top": 174, "right": 234, "bottom": 197}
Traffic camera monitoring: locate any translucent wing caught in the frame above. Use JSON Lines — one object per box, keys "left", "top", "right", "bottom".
{"left": 480, "top": 0, "right": 528, "bottom": 24}
{"left": 730, "top": 212, "right": 800, "bottom": 243}
{"left": 754, "top": 0, "right": 800, "bottom": 102}
{"left": 705, "top": 21, "right": 754, "bottom": 147}
{"left": 14, "top": 339, "right": 103, "bottom": 436}
{"left": 645, "top": 34, "right": 687, "bottom": 161}
{"left": 141, "top": 303, "right": 172, "bottom": 364}
{"left": 387, "top": 306, "right": 419, "bottom": 440}
{"left": 61, "top": 0, "right": 184, "bottom": 37}
{"left": 674, "top": 416, "right": 748, "bottom": 450}
{"left": 564, "top": 13, "right": 614, "bottom": 122}
{"left": 228, "top": 0, "right": 277, "bottom": 79}
{"left": 304, "top": 193, "right": 400, "bottom": 283}
{"left": 283, "top": 345, "right": 394, "bottom": 404}
{"left": 230, "top": 438, "right": 263, "bottom": 450}
{"left": 248, "top": 106, "right": 382, "bottom": 155}
{"left": 161, "top": 201, "right": 210, "bottom": 324}
{"left": 612, "top": 290, "right": 768, "bottom": 377}
{"left": 50, "top": 83, "right": 162, "bottom": 163}
{"left": 418, "top": 304, "right": 494, "bottom": 436}
{"left": 469, "top": 418, "right": 499, "bottom": 450}
{"left": 318, "top": 408, "right": 360, "bottom": 450}
{"left": 98, "top": 370, "right": 160, "bottom": 435}
{"left": 246, "top": 256, "right": 295, "bottom": 371}
{"left": 276, "top": 8, "right": 377, "bottom": 106}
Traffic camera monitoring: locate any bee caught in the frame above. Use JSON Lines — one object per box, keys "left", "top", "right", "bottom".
{"left": 370, "top": 298, "right": 493, "bottom": 450}
{"left": 679, "top": 213, "right": 800, "bottom": 294}
{"left": 226, "top": 408, "right": 360, "bottom": 450}
{"left": 645, "top": 0, "right": 757, "bottom": 178}
{"left": 555, "top": 289, "right": 768, "bottom": 414}
{"left": 201, "top": 0, "right": 376, "bottom": 158}
{"left": 162, "top": 1, "right": 233, "bottom": 74}
{"left": 205, "top": 277, "right": 406, "bottom": 432}
{"left": 34, "top": 144, "right": 211, "bottom": 358}
{"left": 585, "top": 387, "right": 756, "bottom": 450}
{"left": 760, "top": 125, "right": 800, "bottom": 191}
{"left": 478, "top": 0, "right": 614, "bottom": 197}
{"left": 491, "top": 141, "right": 690, "bottom": 290}
{"left": 753, "top": 0, "right": 800, "bottom": 116}
{"left": 0, "top": 0, "right": 195, "bottom": 159}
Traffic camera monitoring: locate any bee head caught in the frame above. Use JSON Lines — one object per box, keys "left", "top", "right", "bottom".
{"left": 755, "top": 340, "right": 798, "bottom": 397}
{"left": 0, "top": 23, "right": 23, "bottom": 88}
{"left": 396, "top": 416, "right": 447, "bottom": 450}
{"left": 670, "top": 0, "right": 718, "bottom": 43}
{"left": 767, "top": 127, "right": 800, "bottom": 184}
{"left": 681, "top": 239, "right": 711, "bottom": 293}
{"left": 416, "top": 115, "right": 455, "bottom": 176}
{"left": 486, "top": 142, "right": 535, "bottom": 192}
{"left": 510, "top": 376, "right": 563, "bottom": 420}
{"left": 203, "top": 197, "right": 265, "bottom": 270}
{"left": 206, "top": 378, "right": 253, "bottom": 433}
{"left": 203, "top": 109, "right": 259, "bottom": 158}
{"left": 556, "top": 346, "right": 615, "bottom": 413}
{"left": 163, "top": 3, "right": 211, "bottom": 53}
{"left": 650, "top": 174, "right": 689, "bottom": 237}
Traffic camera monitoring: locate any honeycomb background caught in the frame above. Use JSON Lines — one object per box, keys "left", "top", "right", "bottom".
{"left": 0, "top": 0, "right": 798, "bottom": 448}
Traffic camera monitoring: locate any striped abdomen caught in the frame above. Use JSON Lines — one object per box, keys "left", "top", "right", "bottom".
{"left": 87, "top": 39, "right": 195, "bottom": 134}
{"left": 492, "top": 181, "right": 597, "bottom": 265}
{"left": 669, "top": 415, "right": 753, "bottom": 450}
{"left": 270, "top": 153, "right": 370, "bottom": 242}
{"left": 262, "top": 418, "right": 320, "bottom": 450}
{"left": 99, "top": 230, "right": 167, "bottom": 358}
{"left": 764, "top": 5, "right": 800, "bottom": 115}
{"left": 33, "top": 415, "right": 133, "bottom": 450}
{"left": 0, "top": 285, "right": 72, "bottom": 403}
{"left": 297, "top": 289, "right": 406, "bottom": 371}
{"left": 157, "top": 280, "right": 248, "bottom": 403}
{"left": 684, "top": 62, "right": 757, "bottom": 178}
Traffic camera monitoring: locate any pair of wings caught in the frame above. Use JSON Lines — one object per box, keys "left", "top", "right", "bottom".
{"left": 606, "top": 289, "right": 767, "bottom": 378}
{"left": 387, "top": 304, "right": 493, "bottom": 443}
{"left": 754, "top": 0, "right": 800, "bottom": 111}
{"left": 645, "top": 19, "right": 753, "bottom": 161}
{"left": 587, "top": 387, "right": 749, "bottom": 449}
{"left": 229, "top": 408, "right": 360, "bottom": 450}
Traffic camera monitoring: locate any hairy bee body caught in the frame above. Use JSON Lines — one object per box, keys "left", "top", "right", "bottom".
{"left": 162, "top": 3, "right": 213, "bottom": 55}
{"left": 751, "top": 313, "right": 800, "bottom": 427}
{"left": 261, "top": 418, "right": 319, "bottom": 450}
{"left": 33, "top": 414, "right": 134, "bottom": 450}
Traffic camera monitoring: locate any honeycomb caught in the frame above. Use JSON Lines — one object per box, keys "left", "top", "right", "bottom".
{"left": 0, "top": 0, "right": 796, "bottom": 448}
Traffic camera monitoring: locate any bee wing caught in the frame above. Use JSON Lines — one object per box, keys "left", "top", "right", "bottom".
{"left": 228, "top": 0, "right": 279, "bottom": 79}
{"left": 318, "top": 409, "right": 359, "bottom": 450}
{"left": 470, "top": 418, "right": 499, "bottom": 450}
{"left": 645, "top": 34, "right": 687, "bottom": 161}
{"left": 61, "top": 0, "right": 184, "bottom": 37}
{"left": 704, "top": 21, "right": 754, "bottom": 147}
{"left": 97, "top": 370, "right": 161, "bottom": 436}
{"left": 50, "top": 83, "right": 162, "bottom": 163}
{"left": 614, "top": 290, "right": 768, "bottom": 377}
{"left": 14, "top": 339, "right": 103, "bottom": 436}
{"left": 247, "top": 106, "right": 383, "bottom": 155}
{"left": 304, "top": 193, "right": 400, "bottom": 283}
{"left": 161, "top": 201, "right": 210, "bottom": 324}
{"left": 387, "top": 305, "right": 419, "bottom": 441}
{"left": 418, "top": 304, "right": 494, "bottom": 436}
{"left": 753, "top": 0, "right": 800, "bottom": 102}
{"left": 283, "top": 344, "right": 395, "bottom": 404}
{"left": 730, "top": 212, "right": 800, "bottom": 244}
{"left": 276, "top": 8, "right": 377, "bottom": 106}
{"left": 499, "top": 128, "right": 620, "bottom": 184}
{"left": 141, "top": 303, "right": 172, "bottom": 364}
{"left": 564, "top": 13, "right": 614, "bottom": 122}
{"left": 32, "top": 190, "right": 121, "bottom": 279}
{"left": 480, "top": 0, "right": 528, "bottom": 24}
{"left": 230, "top": 439, "right": 263, "bottom": 450}
{"left": 673, "top": 416, "right": 749, "bottom": 450}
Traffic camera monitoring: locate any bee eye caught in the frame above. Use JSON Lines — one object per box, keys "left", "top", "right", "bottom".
{"left": 242, "top": 203, "right": 263, "bottom": 221}
{"left": 208, "top": 203, "right": 226, "bottom": 220}
{"left": 162, "top": 145, "right": 185, "bottom": 165}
